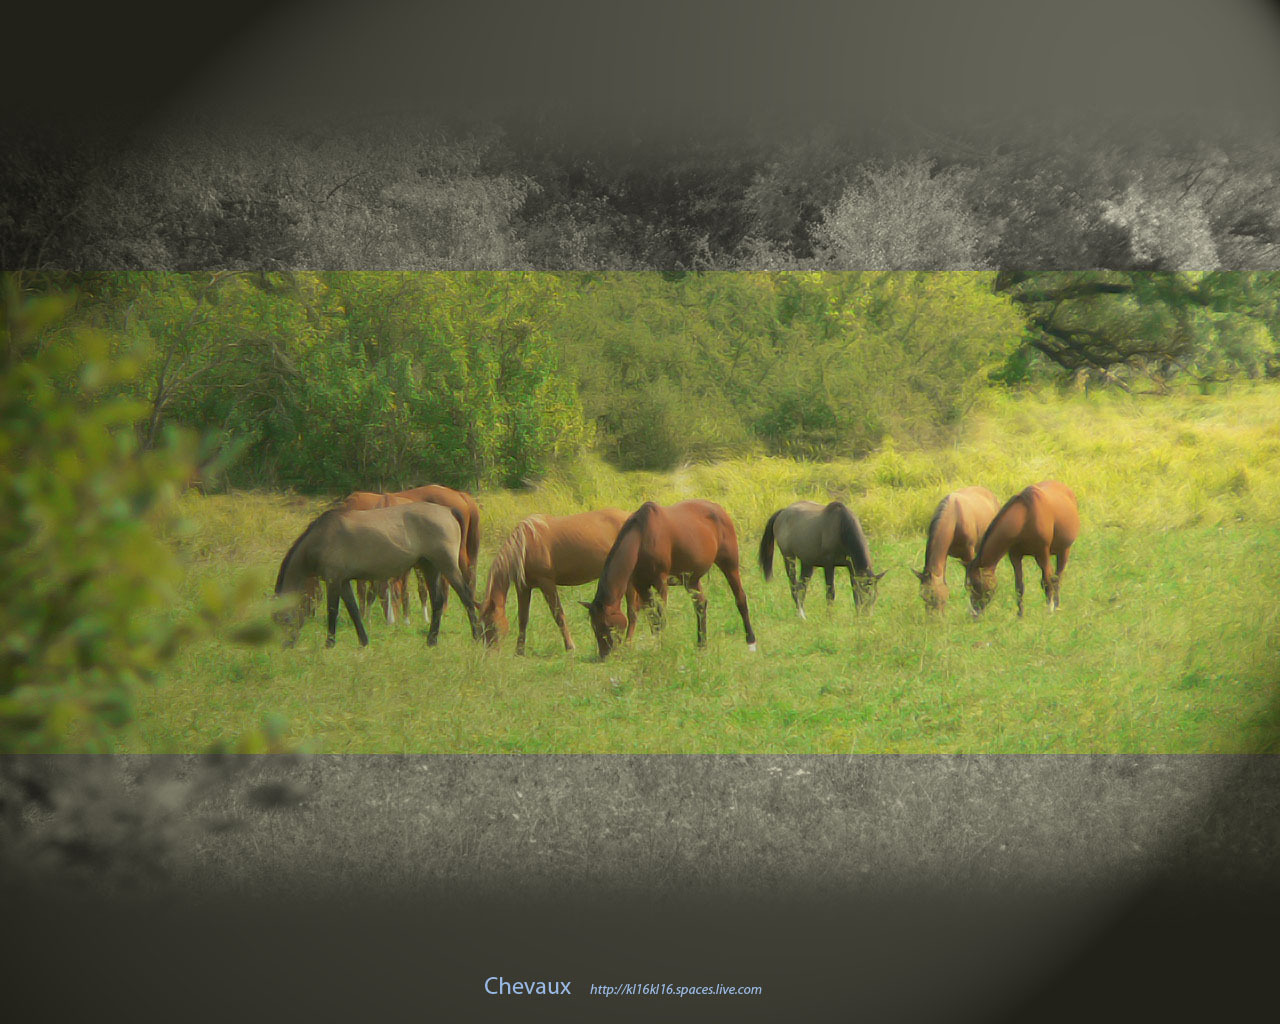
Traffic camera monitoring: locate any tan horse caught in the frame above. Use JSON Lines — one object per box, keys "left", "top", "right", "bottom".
{"left": 389, "top": 485, "right": 481, "bottom": 624}
{"left": 338, "top": 491, "right": 415, "bottom": 624}
{"left": 480, "top": 509, "right": 640, "bottom": 654}
{"left": 912, "top": 486, "right": 1000, "bottom": 613}
{"left": 339, "top": 485, "right": 481, "bottom": 628}
{"left": 274, "top": 502, "right": 480, "bottom": 647}
{"left": 581, "top": 500, "right": 757, "bottom": 659}
{"left": 965, "top": 481, "right": 1079, "bottom": 618}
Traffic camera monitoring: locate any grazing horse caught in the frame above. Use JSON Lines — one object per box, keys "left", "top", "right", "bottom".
{"left": 911, "top": 486, "right": 1000, "bottom": 613}
{"left": 580, "top": 500, "right": 757, "bottom": 659}
{"left": 481, "top": 509, "right": 640, "bottom": 654}
{"left": 389, "top": 484, "right": 482, "bottom": 622}
{"left": 965, "top": 481, "right": 1079, "bottom": 618}
{"left": 758, "top": 501, "right": 887, "bottom": 618}
{"left": 274, "top": 502, "right": 480, "bottom": 648}
{"left": 338, "top": 491, "right": 416, "bottom": 624}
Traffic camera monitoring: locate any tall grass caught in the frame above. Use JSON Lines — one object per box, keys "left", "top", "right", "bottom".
{"left": 136, "top": 384, "right": 1280, "bottom": 754}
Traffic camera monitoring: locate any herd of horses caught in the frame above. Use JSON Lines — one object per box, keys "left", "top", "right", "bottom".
{"left": 274, "top": 480, "right": 1079, "bottom": 658}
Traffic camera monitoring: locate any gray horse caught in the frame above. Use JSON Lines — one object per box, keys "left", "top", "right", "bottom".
{"left": 275, "top": 502, "right": 480, "bottom": 648}
{"left": 758, "top": 501, "right": 887, "bottom": 617}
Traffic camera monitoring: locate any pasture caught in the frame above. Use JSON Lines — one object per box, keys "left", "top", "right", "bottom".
{"left": 130, "top": 385, "right": 1280, "bottom": 754}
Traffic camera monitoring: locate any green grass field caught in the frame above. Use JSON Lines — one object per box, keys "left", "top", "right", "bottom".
{"left": 129, "top": 384, "right": 1280, "bottom": 754}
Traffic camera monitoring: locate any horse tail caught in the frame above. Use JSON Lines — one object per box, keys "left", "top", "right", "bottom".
{"left": 758, "top": 510, "right": 782, "bottom": 581}
{"left": 465, "top": 502, "right": 481, "bottom": 585}
{"left": 923, "top": 495, "right": 950, "bottom": 572}
{"left": 833, "top": 502, "right": 873, "bottom": 574}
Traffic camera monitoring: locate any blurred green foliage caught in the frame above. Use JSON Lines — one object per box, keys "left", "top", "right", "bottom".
{"left": 0, "top": 277, "right": 284, "bottom": 753}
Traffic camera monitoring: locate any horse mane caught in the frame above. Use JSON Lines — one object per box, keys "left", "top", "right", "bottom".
{"left": 923, "top": 495, "right": 951, "bottom": 571}
{"left": 485, "top": 515, "right": 546, "bottom": 600}
{"left": 275, "top": 508, "right": 342, "bottom": 594}
{"left": 829, "top": 501, "right": 873, "bottom": 573}
{"left": 974, "top": 490, "right": 1026, "bottom": 564}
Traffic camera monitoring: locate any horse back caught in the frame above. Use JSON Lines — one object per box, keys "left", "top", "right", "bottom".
{"left": 951, "top": 487, "right": 999, "bottom": 551}
{"left": 542, "top": 508, "right": 630, "bottom": 585}
{"left": 649, "top": 500, "right": 736, "bottom": 574}
{"left": 1028, "top": 481, "right": 1079, "bottom": 550}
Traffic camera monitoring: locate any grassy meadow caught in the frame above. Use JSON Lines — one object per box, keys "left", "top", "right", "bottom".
{"left": 130, "top": 385, "right": 1280, "bottom": 754}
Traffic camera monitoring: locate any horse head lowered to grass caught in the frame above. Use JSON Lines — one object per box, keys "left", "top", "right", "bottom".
{"left": 965, "top": 480, "right": 1079, "bottom": 618}
{"left": 274, "top": 501, "right": 480, "bottom": 648}
{"left": 912, "top": 486, "right": 1000, "bottom": 613}
{"left": 758, "top": 501, "right": 887, "bottom": 617}
{"left": 581, "top": 500, "right": 757, "bottom": 659}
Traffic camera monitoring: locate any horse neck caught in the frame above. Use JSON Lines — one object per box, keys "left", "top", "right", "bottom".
{"left": 276, "top": 532, "right": 315, "bottom": 595}
{"left": 836, "top": 505, "right": 873, "bottom": 573}
{"left": 597, "top": 524, "right": 641, "bottom": 607}
{"left": 976, "top": 500, "right": 1025, "bottom": 569}
{"left": 924, "top": 504, "right": 954, "bottom": 577}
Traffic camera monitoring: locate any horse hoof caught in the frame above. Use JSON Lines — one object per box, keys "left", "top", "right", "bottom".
{"left": 797, "top": 608, "right": 806, "bottom": 621}
{"left": 748, "top": 642, "right": 758, "bottom": 653}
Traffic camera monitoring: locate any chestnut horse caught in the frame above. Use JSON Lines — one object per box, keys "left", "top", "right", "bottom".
{"left": 274, "top": 502, "right": 480, "bottom": 648}
{"left": 965, "top": 481, "right": 1079, "bottom": 618}
{"left": 911, "top": 486, "right": 1000, "bottom": 613}
{"left": 758, "top": 501, "right": 887, "bottom": 617}
{"left": 581, "top": 500, "right": 757, "bottom": 659}
{"left": 481, "top": 509, "right": 640, "bottom": 654}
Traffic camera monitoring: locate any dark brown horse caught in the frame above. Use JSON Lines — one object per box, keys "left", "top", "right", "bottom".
{"left": 581, "top": 500, "right": 757, "bottom": 659}
{"left": 480, "top": 509, "right": 640, "bottom": 654}
{"left": 912, "top": 486, "right": 1000, "bottom": 613}
{"left": 274, "top": 502, "right": 480, "bottom": 647}
{"left": 965, "top": 481, "right": 1080, "bottom": 617}
{"left": 758, "top": 500, "right": 886, "bottom": 617}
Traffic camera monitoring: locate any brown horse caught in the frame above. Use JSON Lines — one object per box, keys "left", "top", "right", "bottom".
{"left": 965, "top": 481, "right": 1080, "bottom": 618}
{"left": 274, "top": 502, "right": 480, "bottom": 647}
{"left": 912, "top": 486, "right": 1000, "bottom": 613}
{"left": 481, "top": 509, "right": 640, "bottom": 654}
{"left": 581, "top": 500, "right": 757, "bottom": 659}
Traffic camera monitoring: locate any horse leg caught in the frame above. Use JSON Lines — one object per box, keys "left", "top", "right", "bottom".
{"left": 685, "top": 576, "right": 708, "bottom": 648}
{"left": 1051, "top": 547, "right": 1072, "bottom": 610}
{"left": 339, "top": 580, "right": 370, "bottom": 647}
{"left": 425, "top": 572, "right": 448, "bottom": 646}
{"left": 642, "top": 585, "right": 665, "bottom": 635}
{"left": 439, "top": 562, "right": 481, "bottom": 642}
{"left": 1012, "top": 556, "right": 1026, "bottom": 618}
{"left": 719, "top": 563, "right": 757, "bottom": 650}
{"left": 823, "top": 564, "right": 836, "bottom": 608}
{"left": 398, "top": 571, "right": 412, "bottom": 623}
{"left": 540, "top": 584, "right": 575, "bottom": 652}
{"left": 1035, "top": 550, "right": 1054, "bottom": 612}
{"left": 796, "top": 563, "right": 814, "bottom": 619}
{"left": 516, "top": 585, "right": 532, "bottom": 656}
{"left": 783, "top": 556, "right": 804, "bottom": 618}
{"left": 325, "top": 582, "right": 341, "bottom": 648}
{"left": 416, "top": 567, "right": 431, "bottom": 624}
{"left": 624, "top": 586, "right": 639, "bottom": 641}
